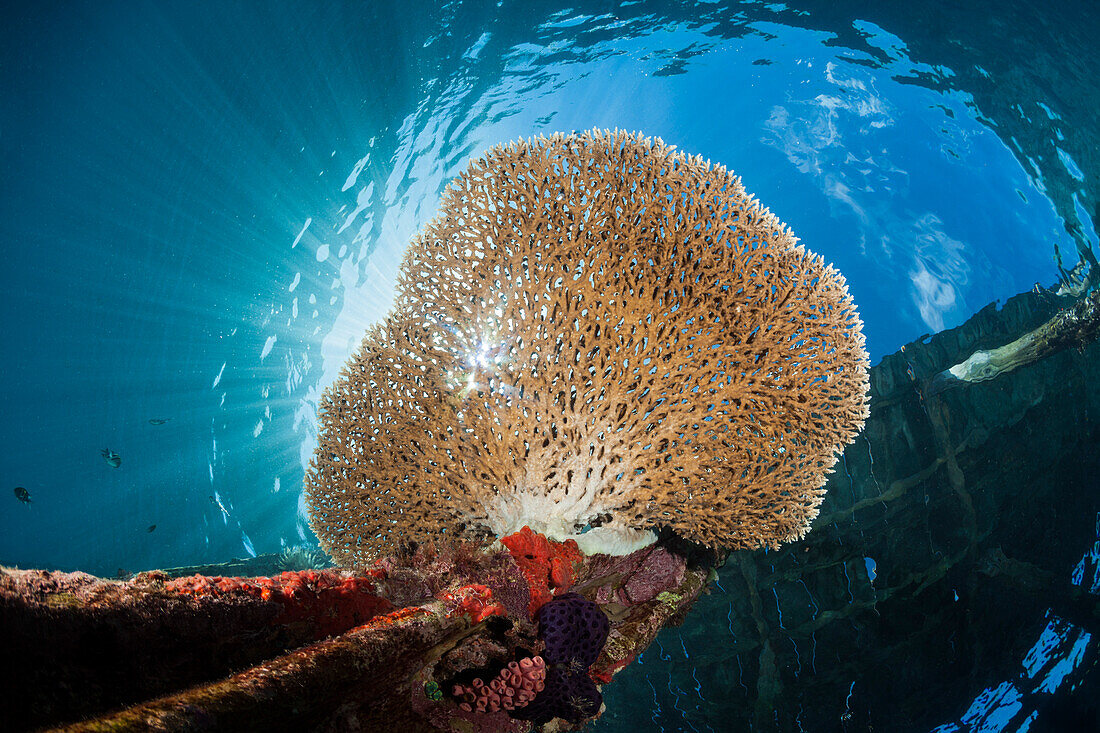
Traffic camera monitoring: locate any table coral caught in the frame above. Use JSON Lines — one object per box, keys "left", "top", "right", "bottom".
{"left": 306, "top": 129, "right": 870, "bottom": 566}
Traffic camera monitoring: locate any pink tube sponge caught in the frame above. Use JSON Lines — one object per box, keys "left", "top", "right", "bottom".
{"left": 452, "top": 656, "right": 546, "bottom": 714}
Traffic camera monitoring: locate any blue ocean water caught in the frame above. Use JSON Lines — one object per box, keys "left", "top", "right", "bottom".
{"left": 1, "top": 2, "right": 1096, "bottom": 731}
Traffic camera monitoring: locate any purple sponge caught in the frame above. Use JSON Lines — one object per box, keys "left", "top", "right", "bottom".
{"left": 512, "top": 592, "right": 610, "bottom": 724}
{"left": 537, "top": 592, "right": 610, "bottom": 667}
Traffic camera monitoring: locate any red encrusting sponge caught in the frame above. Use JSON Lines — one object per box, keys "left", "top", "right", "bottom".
{"left": 500, "top": 526, "right": 583, "bottom": 617}
{"left": 165, "top": 569, "right": 393, "bottom": 639}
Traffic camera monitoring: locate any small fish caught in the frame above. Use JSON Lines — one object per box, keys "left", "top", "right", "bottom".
{"left": 147, "top": 524, "right": 157, "bottom": 533}
{"left": 148, "top": 418, "right": 171, "bottom": 426}
{"left": 101, "top": 448, "right": 121, "bottom": 468}
{"left": 14, "top": 486, "right": 32, "bottom": 504}
{"left": 209, "top": 494, "right": 231, "bottom": 518}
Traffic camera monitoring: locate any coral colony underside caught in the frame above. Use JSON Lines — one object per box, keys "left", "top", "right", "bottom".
{"left": 0, "top": 527, "right": 709, "bottom": 732}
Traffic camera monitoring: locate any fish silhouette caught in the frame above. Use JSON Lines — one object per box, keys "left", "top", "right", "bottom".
{"left": 148, "top": 418, "right": 170, "bottom": 426}
{"left": 101, "top": 448, "right": 121, "bottom": 468}
{"left": 14, "top": 486, "right": 31, "bottom": 504}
